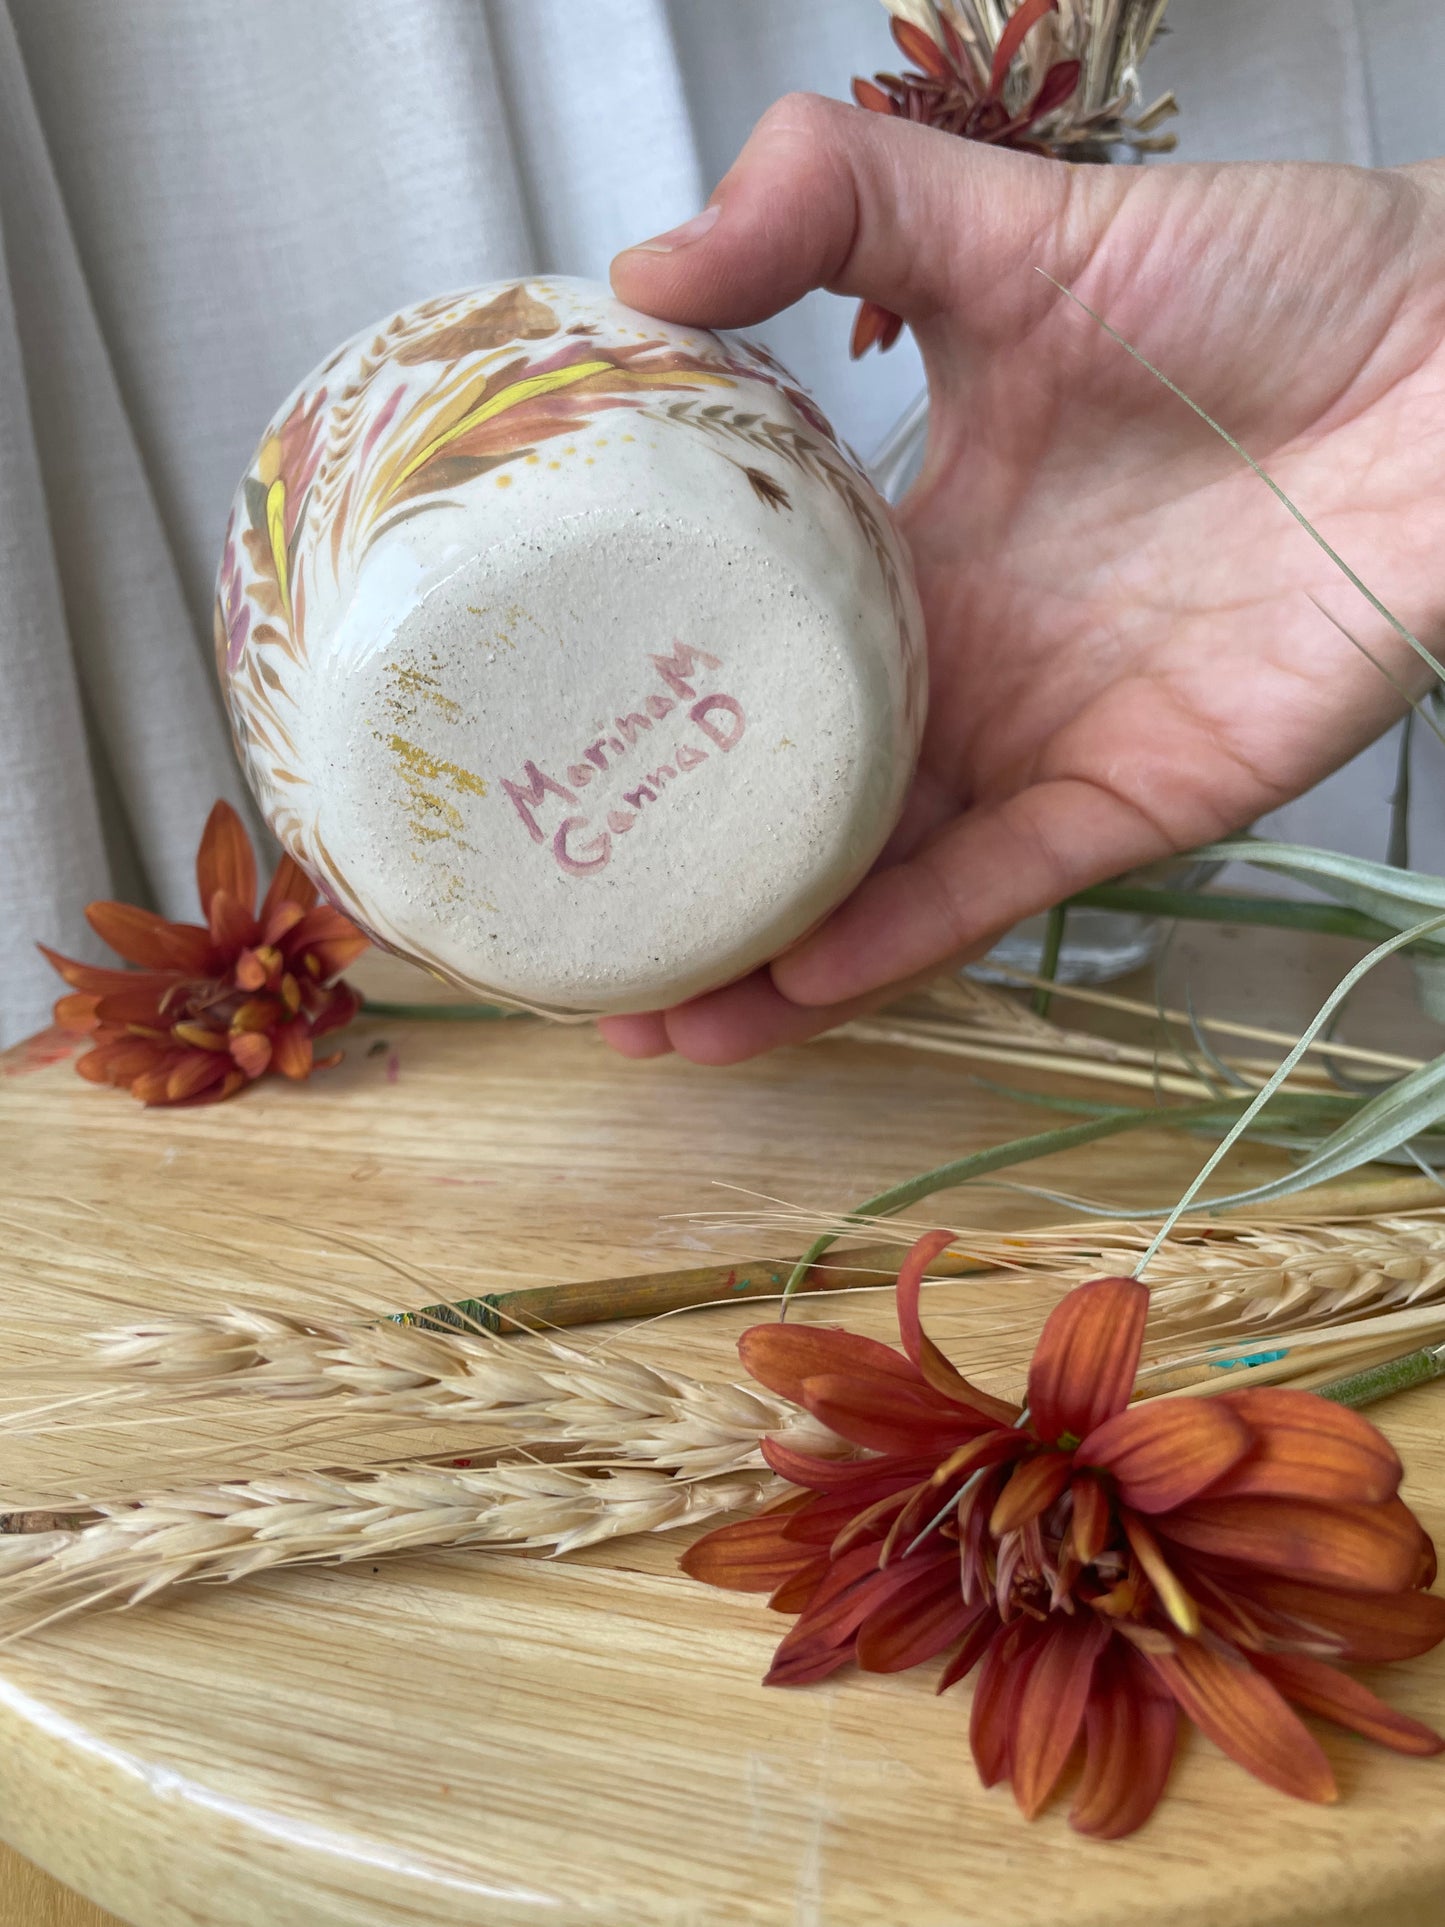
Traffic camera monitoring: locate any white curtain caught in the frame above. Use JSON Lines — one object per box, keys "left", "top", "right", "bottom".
{"left": 1, "top": 0, "right": 1442, "bottom": 1044}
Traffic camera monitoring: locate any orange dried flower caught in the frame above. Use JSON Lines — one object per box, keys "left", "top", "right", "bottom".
{"left": 850, "top": 2, "right": 1081, "bottom": 356}
{"left": 684, "top": 1232, "right": 1445, "bottom": 1837}
{"left": 41, "top": 802, "right": 367, "bottom": 1106}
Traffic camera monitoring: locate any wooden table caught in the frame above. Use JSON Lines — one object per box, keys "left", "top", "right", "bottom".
{"left": 0, "top": 934, "right": 1441, "bottom": 1926}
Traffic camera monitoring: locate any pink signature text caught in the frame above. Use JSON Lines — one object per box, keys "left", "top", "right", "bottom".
{"left": 500, "top": 642, "right": 746, "bottom": 877}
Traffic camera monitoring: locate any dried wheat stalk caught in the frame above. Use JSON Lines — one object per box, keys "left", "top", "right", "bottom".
{"left": 0, "top": 1460, "right": 780, "bottom": 1633}
{"left": 948, "top": 1212, "right": 1445, "bottom": 1336}
{"left": 2, "top": 1308, "right": 838, "bottom": 1477}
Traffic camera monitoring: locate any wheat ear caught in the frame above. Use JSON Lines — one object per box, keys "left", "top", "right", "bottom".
{"left": 0, "top": 1460, "right": 781, "bottom": 1635}
{"left": 1, "top": 1308, "right": 838, "bottom": 1475}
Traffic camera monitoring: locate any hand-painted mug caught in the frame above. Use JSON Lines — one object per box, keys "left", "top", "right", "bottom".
{"left": 215, "top": 277, "right": 925, "bottom": 1013}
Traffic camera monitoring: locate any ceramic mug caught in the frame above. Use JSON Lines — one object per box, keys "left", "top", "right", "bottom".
{"left": 215, "top": 277, "right": 925, "bottom": 1013}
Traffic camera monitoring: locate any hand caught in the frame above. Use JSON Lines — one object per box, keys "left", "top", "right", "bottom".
{"left": 602, "top": 94, "right": 1445, "bottom": 1063}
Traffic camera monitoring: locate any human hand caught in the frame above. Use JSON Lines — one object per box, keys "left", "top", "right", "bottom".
{"left": 602, "top": 95, "right": 1445, "bottom": 1063}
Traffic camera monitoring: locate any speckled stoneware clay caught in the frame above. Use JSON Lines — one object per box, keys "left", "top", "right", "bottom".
{"left": 215, "top": 277, "right": 925, "bottom": 1013}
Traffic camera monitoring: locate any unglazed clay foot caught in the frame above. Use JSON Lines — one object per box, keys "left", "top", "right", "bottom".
{"left": 216, "top": 277, "right": 924, "bottom": 1013}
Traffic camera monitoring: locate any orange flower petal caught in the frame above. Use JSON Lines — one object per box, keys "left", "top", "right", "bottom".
{"left": 1215, "top": 1574, "right": 1445, "bottom": 1663}
{"left": 260, "top": 852, "right": 318, "bottom": 926}
{"left": 891, "top": 15, "right": 951, "bottom": 79}
{"left": 53, "top": 992, "right": 100, "bottom": 1033}
{"left": 763, "top": 1544, "right": 913, "bottom": 1684}
{"left": 76, "top": 1037, "right": 165, "bottom": 1086}
{"left": 989, "top": 1451, "right": 1072, "bottom": 1537}
{"left": 93, "top": 982, "right": 177, "bottom": 1028}
{"left": 166, "top": 1051, "right": 230, "bottom": 1104}
{"left": 86, "top": 901, "right": 213, "bottom": 973}
{"left": 767, "top": 1553, "right": 832, "bottom": 1615}
{"left": 234, "top": 949, "right": 268, "bottom": 991}
{"left": 851, "top": 77, "right": 897, "bottom": 115}
{"left": 758, "top": 1438, "right": 873, "bottom": 1493}
{"left": 311, "top": 981, "right": 362, "bottom": 1038}
{"left": 970, "top": 1619, "right": 1043, "bottom": 1788}
{"left": 1069, "top": 1644, "right": 1178, "bottom": 1839}
{"left": 186, "top": 1067, "right": 247, "bottom": 1105}
{"left": 1077, "top": 1396, "right": 1251, "bottom": 1513}
{"left": 1145, "top": 1639, "right": 1337, "bottom": 1804}
{"left": 801, "top": 1372, "right": 995, "bottom": 1455}
{"left": 171, "top": 1021, "right": 229, "bottom": 1053}
{"left": 938, "top": 1605, "right": 1003, "bottom": 1695}
{"left": 738, "top": 1324, "right": 922, "bottom": 1405}
{"left": 207, "top": 886, "right": 258, "bottom": 955}
{"left": 896, "top": 1232, "right": 1021, "bottom": 1424}
{"left": 272, "top": 1021, "right": 314, "bottom": 1080}
{"left": 856, "top": 1573, "right": 984, "bottom": 1675}
{"left": 37, "top": 945, "right": 175, "bottom": 996}
{"left": 230, "top": 1031, "right": 272, "bottom": 1080}
{"left": 849, "top": 300, "right": 903, "bottom": 360}
{"left": 1123, "top": 1514, "right": 1200, "bottom": 1636}
{"left": 302, "top": 936, "right": 370, "bottom": 981}
{"left": 1158, "top": 1495, "right": 1429, "bottom": 1595}
{"left": 195, "top": 800, "right": 258, "bottom": 922}
{"left": 1070, "top": 1475, "right": 1112, "bottom": 1566}
{"left": 1250, "top": 1650, "right": 1444, "bottom": 1757}
{"left": 1209, "top": 1388, "right": 1402, "bottom": 1505}
{"left": 1010, "top": 1613, "right": 1109, "bottom": 1819}
{"left": 230, "top": 998, "right": 276, "bottom": 1034}
{"left": 1027, "top": 1276, "right": 1148, "bottom": 1447}
{"left": 679, "top": 1507, "right": 814, "bottom": 1593}
{"left": 131, "top": 1053, "right": 190, "bottom": 1105}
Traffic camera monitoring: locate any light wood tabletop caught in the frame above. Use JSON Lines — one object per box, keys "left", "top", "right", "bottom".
{"left": 0, "top": 932, "right": 1441, "bottom": 1926}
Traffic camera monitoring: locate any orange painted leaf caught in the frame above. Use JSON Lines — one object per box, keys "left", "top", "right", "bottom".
{"left": 1027, "top": 1276, "right": 1147, "bottom": 1447}
{"left": 1146, "top": 1639, "right": 1336, "bottom": 1804}
{"left": 1076, "top": 1396, "right": 1251, "bottom": 1512}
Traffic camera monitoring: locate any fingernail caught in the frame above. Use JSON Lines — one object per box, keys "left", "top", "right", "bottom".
{"left": 630, "top": 203, "right": 721, "bottom": 254}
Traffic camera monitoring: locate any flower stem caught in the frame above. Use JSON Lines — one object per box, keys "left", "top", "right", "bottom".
{"left": 1314, "top": 1345, "right": 1445, "bottom": 1411}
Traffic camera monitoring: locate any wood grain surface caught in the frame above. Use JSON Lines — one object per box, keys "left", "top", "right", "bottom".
{"left": 0, "top": 931, "right": 1441, "bottom": 1926}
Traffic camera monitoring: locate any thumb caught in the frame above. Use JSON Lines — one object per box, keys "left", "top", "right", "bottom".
{"left": 610, "top": 92, "right": 1126, "bottom": 344}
